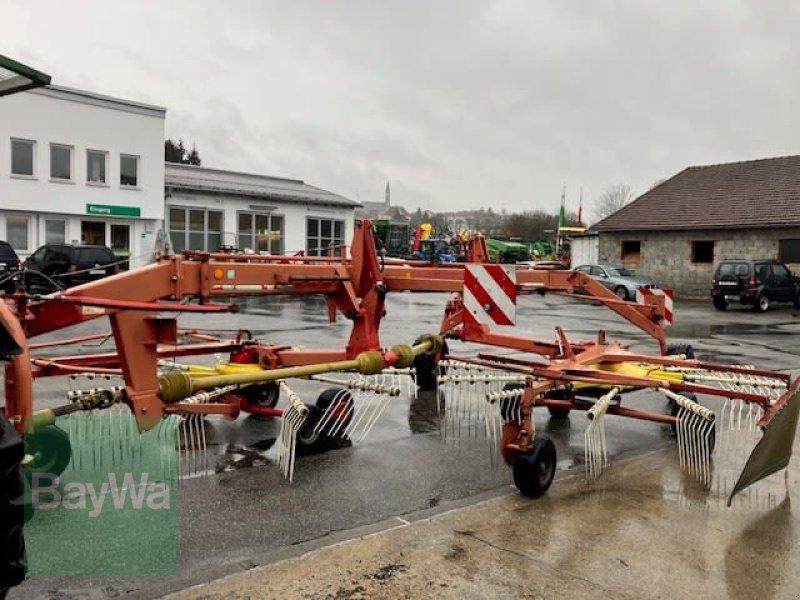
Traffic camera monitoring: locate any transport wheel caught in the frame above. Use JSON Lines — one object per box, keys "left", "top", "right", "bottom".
{"left": 24, "top": 425, "right": 71, "bottom": 481}
{"left": 297, "top": 388, "right": 354, "bottom": 451}
{"left": 614, "top": 286, "right": 629, "bottom": 300}
{"left": 0, "top": 415, "right": 25, "bottom": 593}
{"left": 544, "top": 388, "right": 572, "bottom": 419}
{"left": 412, "top": 336, "right": 449, "bottom": 392}
{"left": 664, "top": 343, "right": 695, "bottom": 359}
{"left": 547, "top": 406, "right": 571, "bottom": 419}
{"left": 500, "top": 382, "right": 523, "bottom": 421}
{"left": 513, "top": 434, "right": 556, "bottom": 498}
{"left": 243, "top": 382, "right": 280, "bottom": 408}
{"left": 296, "top": 405, "right": 324, "bottom": 448}
{"left": 712, "top": 296, "right": 728, "bottom": 311}
{"left": 754, "top": 292, "right": 770, "bottom": 312}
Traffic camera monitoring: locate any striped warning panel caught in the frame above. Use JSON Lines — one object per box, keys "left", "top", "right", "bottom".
{"left": 463, "top": 264, "right": 516, "bottom": 326}
{"left": 636, "top": 287, "right": 674, "bottom": 325}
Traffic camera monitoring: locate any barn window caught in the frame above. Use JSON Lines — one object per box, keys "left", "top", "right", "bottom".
{"left": 779, "top": 239, "right": 800, "bottom": 263}
{"left": 621, "top": 240, "right": 641, "bottom": 264}
{"left": 691, "top": 241, "right": 714, "bottom": 263}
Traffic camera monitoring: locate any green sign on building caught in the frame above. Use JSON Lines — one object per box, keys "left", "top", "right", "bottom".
{"left": 86, "top": 204, "right": 141, "bottom": 218}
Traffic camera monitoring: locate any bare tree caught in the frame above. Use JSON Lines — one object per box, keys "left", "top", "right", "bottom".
{"left": 592, "top": 184, "right": 634, "bottom": 223}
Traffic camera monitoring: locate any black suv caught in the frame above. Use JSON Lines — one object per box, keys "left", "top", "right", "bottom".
{"left": 711, "top": 259, "right": 800, "bottom": 311}
{"left": 0, "top": 241, "right": 21, "bottom": 293}
{"left": 23, "top": 244, "right": 120, "bottom": 290}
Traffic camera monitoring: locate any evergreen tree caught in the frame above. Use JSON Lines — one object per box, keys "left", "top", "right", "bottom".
{"left": 165, "top": 138, "right": 202, "bottom": 165}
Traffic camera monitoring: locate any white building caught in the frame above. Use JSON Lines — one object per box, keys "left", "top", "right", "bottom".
{"left": 165, "top": 163, "right": 359, "bottom": 256}
{"left": 0, "top": 85, "right": 166, "bottom": 266}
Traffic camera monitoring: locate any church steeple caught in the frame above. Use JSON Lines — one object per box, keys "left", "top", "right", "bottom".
{"left": 385, "top": 180, "right": 391, "bottom": 210}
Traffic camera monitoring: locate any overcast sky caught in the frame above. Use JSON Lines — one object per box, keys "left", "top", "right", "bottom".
{"left": 5, "top": 1, "right": 800, "bottom": 218}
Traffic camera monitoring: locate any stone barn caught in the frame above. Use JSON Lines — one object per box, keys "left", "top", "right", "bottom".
{"left": 590, "top": 155, "right": 800, "bottom": 297}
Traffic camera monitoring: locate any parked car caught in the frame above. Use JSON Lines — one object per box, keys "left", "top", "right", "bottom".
{"left": 711, "top": 258, "right": 800, "bottom": 312}
{"left": 517, "top": 260, "right": 570, "bottom": 270}
{"left": 573, "top": 264, "right": 658, "bottom": 300}
{"left": 0, "top": 241, "right": 21, "bottom": 293}
{"left": 22, "top": 244, "right": 121, "bottom": 291}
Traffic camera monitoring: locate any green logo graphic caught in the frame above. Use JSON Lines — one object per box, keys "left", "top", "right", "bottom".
{"left": 24, "top": 415, "right": 178, "bottom": 576}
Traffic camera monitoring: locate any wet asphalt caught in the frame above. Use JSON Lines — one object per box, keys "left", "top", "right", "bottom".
{"left": 9, "top": 292, "right": 800, "bottom": 599}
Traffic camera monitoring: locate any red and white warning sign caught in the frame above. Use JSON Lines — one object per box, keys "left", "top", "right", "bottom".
{"left": 636, "top": 287, "right": 674, "bottom": 325}
{"left": 463, "top": 264, "right": 516, "bottom": 326}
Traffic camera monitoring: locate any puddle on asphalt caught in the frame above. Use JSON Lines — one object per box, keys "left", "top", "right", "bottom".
{"left": 408, "top": 390, "right": 441, "bottom": 434}
{"left": 657, "top": 425, "right": 795, "bottom": 513}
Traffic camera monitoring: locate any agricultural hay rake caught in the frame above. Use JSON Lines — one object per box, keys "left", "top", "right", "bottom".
{"left": 0, "top": 220, "right": 796, "bottom": 507}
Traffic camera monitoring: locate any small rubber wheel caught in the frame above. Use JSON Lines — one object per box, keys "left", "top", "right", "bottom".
{"left": 24, "top": 425, "right": 72, "bottom": 481}
{"left": 754, "top": 292, "right": 770, "bottom": 312}
{"left": 0, "top": 415, "right": 26, "bottom": 589}
{"left": 544, "top": 388, "right": 572, "bottom": 419}
{"left": 315, "top": 388, "right": 354, "bottom": 434}
{"left": 296, "top": 405, "right": 324, "bottom": 448}
{"left": 712, "top": 296, "right": 728, "bottom": 311}
{"left": 243, "top": 382, "right": 280, "bottom": 408}
{"left": 547, "top": 406, "right": 571, "bottom": 419}
{"left": 614, "top": 286, "right": 629, "bottom": 301}
{"left": 412, "top": 336, "right": 449, "bottom": 392}
{"left": 512, "top": 434, "right": 556, "bottom": 498}
{"left": 664, "top": 343, "right": 695, "bottom": 360}
{"left": 297, "top": 388, "right": 354, "bottom": 451}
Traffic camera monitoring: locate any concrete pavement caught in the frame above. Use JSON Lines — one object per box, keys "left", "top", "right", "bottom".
{"left": 166, "top": 437, "right": 800, "bottom": 600}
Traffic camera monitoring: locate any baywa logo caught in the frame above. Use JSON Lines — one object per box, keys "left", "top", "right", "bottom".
{"left": 31, "top": 472, "right": 171, "bottom": 518}
{"left": 25, "top": 415, "right": 179, "bottom": 576}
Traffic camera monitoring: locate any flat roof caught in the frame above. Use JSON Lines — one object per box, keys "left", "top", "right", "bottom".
{"left": 28, "top": 84, "right": 166, "bottom": 118}
{"left": 165, "top": 163, "right": 360, "bottom": 209}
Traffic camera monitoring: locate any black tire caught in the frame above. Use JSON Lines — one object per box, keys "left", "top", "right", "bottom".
{"left": 296, "top": 405, "right": 324, "bottom": 448}
{"left": 24, "top": 425, "right": 72, "bottom": 481}
{"left": 500, "top": 382, "right": 523, "bottom": 421}
{"left": 712, "top": 296, "right": 728, "bottom": 311}
{"left": 543, "top": 388, "right": 572, "bottom": 419}
{"left": 754, "top": 292, "right": 770, "bottom": 312}
{"left": 412, "top": 336, "right": 449, "bottom": 392}
{"left": 513, "top": 434, "right": 557, "bottom": 498}
{"left": 614, "top": 286, "right": 629, "bottom": 301}
{"left": 664, "top": 343, "right": 695, "bottom": 359}
{"left": 297, "top": 388, "right": 354, "bottom": 451}
{"left": 243, "top": 382, "right": 280, "bottom": 408}
{"left": 0, "top": 415, "right": 25, "bottom": 592}
{"left": 547, "top": 406, "right": 571, "bottom": 419}
{"left": 794, "top": 294, "right": 800, "bottom": 309}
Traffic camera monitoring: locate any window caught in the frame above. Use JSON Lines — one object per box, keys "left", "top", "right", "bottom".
{"left": 120, "top": 154, "right": 139, "bottom": 187}
{"left": 754, "top": 263, "right": 770, "bottom": 283}
{"left": 110, "top": 224, "right": 130, "bottom": 256}
{"left": 75, "top": 247, "right": 114, "bottom": 266}
{"left": 45, "top": 219, "right": 66, "bottom": 243}
{"left": 773, "top": 263, "right": 791, "bottom": 278}
{"left": 168, "top": 207, "right": 224, "bottom": 252}
{"left": 87, "top": 150, "right": 107, "bottom": 184}
{"left": 11, "top": 139, "right": 34, "bottom": 176}
{"left": 6, "top": 215, "right": 29, "bottom": 251}
{"left": 50, "top": 144, "right": 72, "bottom": 180}
{"left": 691, "top": 240, "right": 714, "bottom": 263}
{"left": 237, "top": 212, "right": 284, "bottom": 254}
{"left": 779, "top": 239, "right": 800, "bottom": 263}
{"left": 306, "top": 217, "right": 345, "bottom": 256}
{"left": 621, "top": 240, "right": 641, "bottom": 264}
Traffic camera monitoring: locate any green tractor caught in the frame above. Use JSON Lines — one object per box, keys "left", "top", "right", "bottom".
{"left": 486, "top": 238, "right": 531, "bottom": 264}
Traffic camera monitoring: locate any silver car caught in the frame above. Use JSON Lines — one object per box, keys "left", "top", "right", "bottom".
{"left": 573, "top": 264, "right": 658, "bottom": 300}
